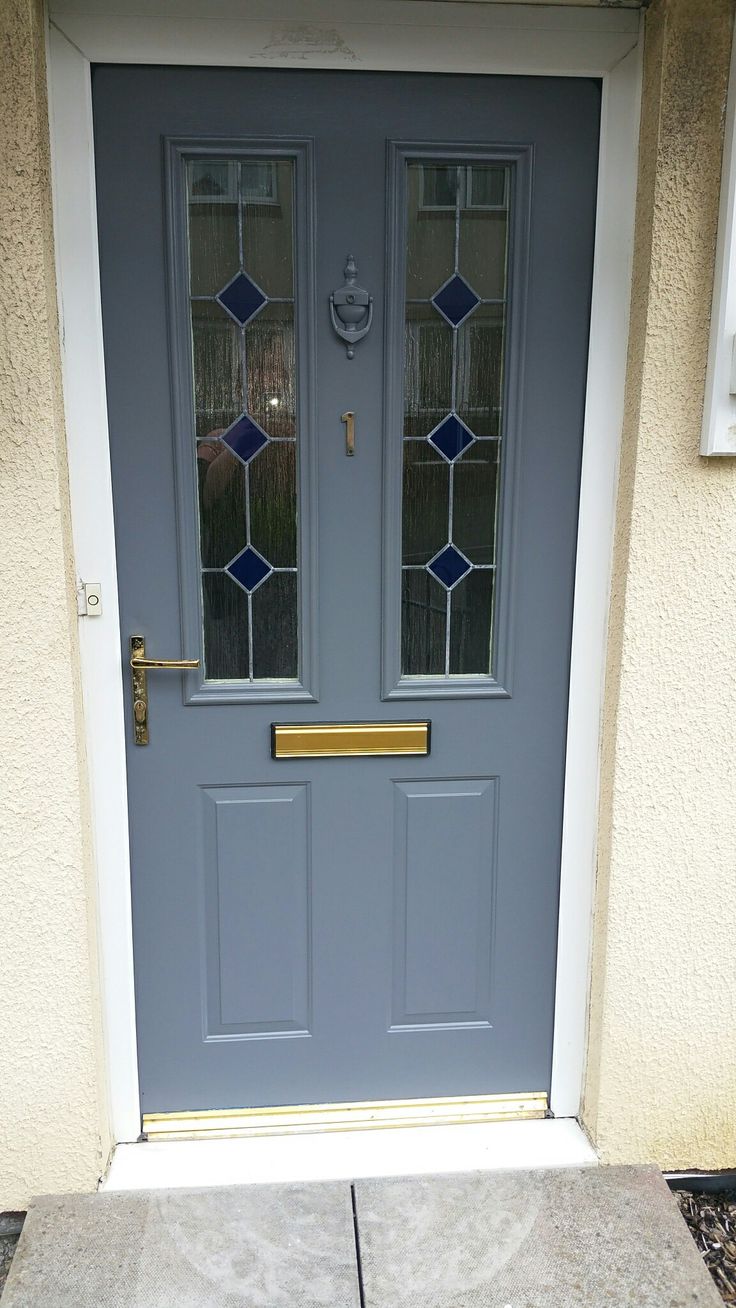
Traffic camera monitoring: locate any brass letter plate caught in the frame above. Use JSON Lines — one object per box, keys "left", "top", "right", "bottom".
{"left": 272, "top": 721, "right": 430, "bottom": 759}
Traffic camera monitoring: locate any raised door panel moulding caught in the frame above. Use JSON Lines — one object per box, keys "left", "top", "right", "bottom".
{"left": 201, "top": 785, "right": 311, "bottom": 1039}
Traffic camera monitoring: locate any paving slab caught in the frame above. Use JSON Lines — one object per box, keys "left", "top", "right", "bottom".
{"left": 354, "top": 1164, "right": 722, "bottom": 1307}
{"left": 0, "top": 1182, "right": 361, "bottom": 1308}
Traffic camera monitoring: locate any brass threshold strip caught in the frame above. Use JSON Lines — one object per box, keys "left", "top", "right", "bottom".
{"left": 143, "top": 1092, "right": 548, "bottom": 1141}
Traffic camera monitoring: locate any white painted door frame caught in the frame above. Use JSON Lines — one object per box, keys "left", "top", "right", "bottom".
{"left": 46, "top": 0, "right": 642, "bottom": 1146}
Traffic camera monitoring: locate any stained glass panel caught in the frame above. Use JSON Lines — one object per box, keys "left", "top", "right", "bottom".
{"left": 401, "top": 159, "right": 510, "bottom": 679}
{"left": 187, "top": 157, "right": 298, "bottom": 682}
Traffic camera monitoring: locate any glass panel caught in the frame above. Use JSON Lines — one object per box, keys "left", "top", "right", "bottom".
{"left": 449, "top": 570, "right": 494, "bottom": 675}
{"left": 186, "top": 157, "right": 299, "bottom": 683}
{"left": 453, "top": 441, "right": 499, "bottom": 565}
{"left": 431, "top": 274, "right": 480, "bottom": 328}
{"left": 249, "top": 440, "right": 297, "bottom": 567}
{"left": 202, "top": 571, "right": 250, "bottom": 680}
{"left": 400, "top": 157, "right": 511, "bottom": 679}
{"left": 402, "top": 569, "right": 446, "bottom": 676}
{"left": 455, "top": 305, "right": 506, "bottom": 439}
{"left": 216, "top": 270, "right": 267, "bottom": 326}
{"left": 406, "top": 164, "right": 456, "bottom": 300}
{"left": 197, "top": 441, "right": 246, "bottom": 568}
{"left": 245, "top": 304, "right": 296, "bottom": 438}
{"left": 420, "top": 165, "right": 458, "bottom": 208}
{"left": 404, "top": 308, "right": 453, "bottom": 437}
{"left": 226, "top": 545, "right": 272, "bottom": 593}
{"left": 467, "top": 165, "right": 507, "bottom": 208}
{"left": 191, "top": 301, "right": 243, "bottom": 438}
{"left": 402, "top": 440, "right": 448, "bottom": 565}
{"left": 459, "top": 211, "right": 508, "bottom": 301}
{"left": 242, "top": 161, "right": 294, "bottom": 297}
{"left": 252, "top": 572, "right": 298, "bottom": 680}
{"left": 188, "top": 168, "right": 239, "bottom": 297}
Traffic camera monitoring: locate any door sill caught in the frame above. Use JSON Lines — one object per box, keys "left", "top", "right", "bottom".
{"left": 102, "top": 1118, "right": 597, "bottom": 1192}
{"left": 142, "top": 1092, "right": 547, "bottom": 1142}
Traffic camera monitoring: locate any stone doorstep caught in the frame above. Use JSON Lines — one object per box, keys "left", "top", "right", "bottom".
{"left": 0, "top": 1165, "right": 722, "bottom": 1307}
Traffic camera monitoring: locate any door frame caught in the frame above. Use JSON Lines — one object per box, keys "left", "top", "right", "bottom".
{"left": 46, "top": 0, "right": 642, "bottom": 1145}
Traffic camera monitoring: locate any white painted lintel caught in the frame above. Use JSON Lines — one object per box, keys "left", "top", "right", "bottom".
{"left": 49, "top": 0, "right": 639, "bottom": 78}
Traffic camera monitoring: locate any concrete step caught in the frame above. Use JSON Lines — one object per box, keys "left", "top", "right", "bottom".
{"left": 1, "top": 1165, "right": 721, "bottom": 1307}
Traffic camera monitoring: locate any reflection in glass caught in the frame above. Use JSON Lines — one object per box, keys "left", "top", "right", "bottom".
{"left": 202, "top": 572, "right": 250, "bottom": 680}
{"left": 449, "top": 569, "right": 494, "bottom": 675}
{"left": 245, "top": 304, "right": 296, "bottom": 437}
{"left": 191, "top": 301, "right": 243, "bottom": 438}
{"left": 453, "top": 442, "right": 499, "bottom": 565}
{"left": 188, "top": 196, "right": 239, "bottom": 296}
{"left": 401, "top": 159, "right": 510, "bottom": 678}
{"left": 402, "top": 441, "right": 448, "bottom": 565}
{"left": 197, "top": 443, "right": 245, "bottom": 568}
{"left": 249, "top": 441, "right": 297, "bottom": 568}
{"left": 402, "top": 570, "right": 446, "bottom": 676}
{"left": 404, "top": 309, "right": 452, "bottom": 437}
{"left": 252, "top": 572, "right": 298, "bottom": 680}
{"left": 187, "top": 157, "right": 298, "bottom": 682}
{"left": 455, "top": 306, "right": 505, "bottom": 439}
{"left": 242, "top": 162, "right": 294, "bottom": 297}
{"left": 406, "top": 169, "right": 455, "bottom": 300}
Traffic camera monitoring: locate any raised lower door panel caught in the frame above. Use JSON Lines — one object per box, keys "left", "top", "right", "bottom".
{"left": 201, "top": 784, "right": 311, "bottom": 1038}
{"left": 391, "top": 779, "right": 497, "bottom": 1030}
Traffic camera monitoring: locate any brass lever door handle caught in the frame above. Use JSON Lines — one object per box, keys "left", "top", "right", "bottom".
{"left": 130, "top": 654, "right": 200, "bottom": 670}
{"left": 129, "top": 635, "right": 199, "bottom": 745}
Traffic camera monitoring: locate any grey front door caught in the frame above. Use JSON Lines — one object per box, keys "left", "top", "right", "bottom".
{"left": 94, "top": 68, "right": 600, "bottom": 1115}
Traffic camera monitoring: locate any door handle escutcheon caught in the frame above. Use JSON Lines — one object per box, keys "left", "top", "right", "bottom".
{"left": 129, "top": 635, "right": 199, "bottom": 745}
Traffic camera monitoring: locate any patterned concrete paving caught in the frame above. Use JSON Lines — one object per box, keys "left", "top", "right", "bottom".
{"left": 1, "top": 1166, "right": 722, "bottom": 1307}
{"left": 354, "top": 1165, "right": 722, "bottom": 1307}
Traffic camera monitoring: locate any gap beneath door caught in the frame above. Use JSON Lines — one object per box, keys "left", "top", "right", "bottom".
{"left": 102, "top": 1118, "right": 597, "bottom": 1192}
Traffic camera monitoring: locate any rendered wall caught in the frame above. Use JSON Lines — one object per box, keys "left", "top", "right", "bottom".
{"left": 0, "top": 0, "right": 109, "bottom": 1208}
{"left": 0, "top": 0, "right": 733, "bottom": 1205}
{"left": 583, "top": 0, "right": 736, "bottom": 1168}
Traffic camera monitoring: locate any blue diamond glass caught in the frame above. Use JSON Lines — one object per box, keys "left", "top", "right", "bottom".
{"left": 226, "top": 546, "right": 272, "bottom": 594}
{"left": 427, "top": 544, "right": 472, "bottom": 590}
{"left": 221, "top": 414, "right": 269, "bottom": 465}
{"left": 431, "top": 274, "right": 480, "bottom": 328}
{"left": 216, "top": 271, "right": 267, "bottom": 326}
{"left": 428, "top": 414, "right": 475, "bottom": 462}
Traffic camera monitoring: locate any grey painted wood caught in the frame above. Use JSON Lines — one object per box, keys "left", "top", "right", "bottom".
{"left": 202, "top": 785, "right": 310, "bottom": 1038}
{"left": 391, "top": 780, "right": 497, "bottom": 1029}
{"left": 93, "top": 67, "right": 600, "bottom": 1112}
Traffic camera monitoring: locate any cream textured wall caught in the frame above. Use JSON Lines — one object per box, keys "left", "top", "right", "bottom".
{"left": 0, "top": 0, "right": 110, "bottom": 1208}
{"left": 583, "top": 0, "right": 736, "bottom": 1169}
{"left": 0, "top": 0, "right": 733, "bottom": 1204}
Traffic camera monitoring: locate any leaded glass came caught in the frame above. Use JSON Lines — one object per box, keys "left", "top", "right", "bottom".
{"left": 187, "top": 158, "right": 298, "bottom": 682}
{"left": 401, "top": 160, "right": 510, "bottom": 678}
